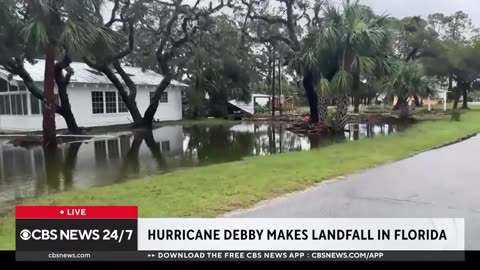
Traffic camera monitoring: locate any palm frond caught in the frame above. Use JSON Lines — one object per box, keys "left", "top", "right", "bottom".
{"left": 352, "top": 56, "right": 375, "bottom": 75}
{"left": 331, "top": 68, "right": 353, "bottom": 95}
{"left": 62, "top": 18, "right": 122, "bottom": 55}
{"left": 384, "top": 61, "right": 437, "bottom": 98}
{"left": 20, "top": 18, "right": 49, "bottom": 52}
{"left": 318, "top": 77, "right": 331, "bottom": 97}
{"left": 62, "top": 19, "right": 99, "bottom": 54}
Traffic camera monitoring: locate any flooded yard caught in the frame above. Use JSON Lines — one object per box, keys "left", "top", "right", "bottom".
{"left": 0, "top": 121, "right": 406, "bottom": 203}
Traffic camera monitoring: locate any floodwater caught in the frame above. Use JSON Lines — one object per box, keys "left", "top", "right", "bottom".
{"left": 0, "top": 122, "right": 406, "bottom": 203}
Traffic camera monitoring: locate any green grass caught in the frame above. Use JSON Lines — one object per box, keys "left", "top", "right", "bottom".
{"left": 1, "top": 111, "right": 480, "bottom": 249}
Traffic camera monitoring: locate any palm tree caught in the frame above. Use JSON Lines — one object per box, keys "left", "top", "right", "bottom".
{"left": 312, "top": 0, "right": 392, "bottom": 132}
{"left": 290, "top": 26, "right": 338, "bottom": 126}
{"left": 317, "top": 78, "right": 331, "bottom": 126}
{"left": 384, "top": 61, "right": 435, "bottom": 119}
{"left": 0, "top": 0, "right": 115, "bottom": 146}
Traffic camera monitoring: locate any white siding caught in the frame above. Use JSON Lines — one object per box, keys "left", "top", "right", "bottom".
{"left": 0, "top": 83, "right": 183, "bottom": 131}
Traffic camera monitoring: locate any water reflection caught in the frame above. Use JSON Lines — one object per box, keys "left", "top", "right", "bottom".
{"left": 0, "top": 122, "right": 403, "bottom": 203}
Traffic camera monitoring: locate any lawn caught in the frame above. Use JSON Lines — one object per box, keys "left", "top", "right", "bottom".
{"left": 1, "top": 110, "right": 480, "bottom": 249}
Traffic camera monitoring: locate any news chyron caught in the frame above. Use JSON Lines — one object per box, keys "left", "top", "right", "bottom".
{"left": 16, "top": 206, "right": 137, "bottom": 259}
{"left": 15, "top": 206, "right": 465, "bottom": 262}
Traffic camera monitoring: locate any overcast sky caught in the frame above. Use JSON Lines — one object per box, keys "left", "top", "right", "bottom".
{"left": 359, "top": 0, "right": 480, "bottom": 27}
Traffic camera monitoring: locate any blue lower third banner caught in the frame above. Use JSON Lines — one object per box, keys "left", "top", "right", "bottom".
{"left": 15, "top": 206, "right": 466, "bottom": 261}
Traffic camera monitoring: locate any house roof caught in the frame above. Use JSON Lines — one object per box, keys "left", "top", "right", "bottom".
{"left": 0, "top": 60, "right": 188, "bottom": 87}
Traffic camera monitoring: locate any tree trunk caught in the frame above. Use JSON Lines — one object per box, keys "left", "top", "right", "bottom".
{"left": 318, "top": 96, "right": 328, "bottom": 126}
{"left": 453, "top": 88, "right": 461, "bottom": 109}
{"left": 54, "top": 58, "right": 82, "bottom": 134}
{"left": 43, "top": 44, "right": 57, "bottom": 148}
{"left": 95, "top": 64, "right": 144, "bottom": 125}
{"left": 303, "top": 70, "right": 319, "bottom": 124}
{"left": 57, "top": 107, "right": 81, "bottom": 134}
{"left": 462, "top": 87, "right": 469, "bottom": 109}
{"left": 266, "top": 45, "right": 272, "bottom": 90}
{"left": 448, "top": 74, "right": 453, "bottom": 91}
{"left": 142, "top": 77, "right": 172, "bottom": 129}
{"left": 353, "top": 70, "right": 360, "bottom": 113}
{"left": 278, "top": 52, "right": 282, "bottom": 116}
{"left": 55, "top": 83, "right": 81, "bottom": 134}
{"left": 353, "top": 96, "right": 360, "bottom": 113}
{"left": 399, "top": 102, "right": 410, "bottom": 120}
{"left": 393, "top": 96, "right": 406, "bottom": 111}
{"left": 271, "top": 46, "right": 276, "bottom": 118}
{"left": 334, "top": 95, "right": 349, "bottom": 132}
{"left": 413, "top": 95, "right": 421, "bottom": 107}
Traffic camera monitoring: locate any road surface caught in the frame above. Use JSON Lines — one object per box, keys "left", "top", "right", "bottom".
{"left": 225, "top": 135, "right": 480, "bottom": 250}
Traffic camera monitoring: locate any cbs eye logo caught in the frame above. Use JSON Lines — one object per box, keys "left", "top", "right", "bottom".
{"left": 19, "top": 229, "right": 32, "bottom": 240}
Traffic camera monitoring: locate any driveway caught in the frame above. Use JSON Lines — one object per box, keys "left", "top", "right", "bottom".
{"left": 226, "top": 136, "right": 480, "bottom": 250}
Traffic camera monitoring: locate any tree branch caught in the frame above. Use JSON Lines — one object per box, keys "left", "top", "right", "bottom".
{"left": 105, "top": 0, "right": 121, "bottom": 27}
{"left": 113, "top": 60, "right": 137, "bottom": 100}
{"left": 115, "top": 20, "right": 135, "bottom": 60}
{"left": 240, "top": 0, "right": 254, "bottom": 47}
{"left": 4, "top": 59, "right": 44, "bottom": 100}
{"left": 250, "top": 14, "right": 289, "bottom": 26}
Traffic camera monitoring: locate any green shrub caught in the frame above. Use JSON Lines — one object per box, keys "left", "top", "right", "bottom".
{"left": 255, "top": 105, "right": 266, "bottom": 114}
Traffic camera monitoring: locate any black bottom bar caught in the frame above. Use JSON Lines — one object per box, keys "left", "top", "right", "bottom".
{"left": 15, "top": 251, "right": 465, "bottom": 262}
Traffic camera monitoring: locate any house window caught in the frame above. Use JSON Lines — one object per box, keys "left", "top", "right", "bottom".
{"left": 92, "top": 91, "right": 129, "bottom": 114}
{"left": 4, "top": 96, "right": 10, "bottom": 114}
{"left": 14, "top": 95, "right": 22, "bottom": 114}
{"left": 0, "top": 94, "right": 28, "bottom": 115}
{"left": 150, "top": 91, "right": 168, "bottom": 103}
{"left": 0, "top": 96, "right": 4, "bottom": 114}
{"left": 30, "top": 94, "right": 41, "bottom": 115}
{"left": 19, "top": 83, "right": 27, "bottom": 91}
{"left": 118, "top": 94, "right": 128, "bottom": 113}
{"left": 22, "top": 94, "right": 28, "bottom": 114}
{"left": 160, "top": 92, "right": 168, "bottom": 103}
{"left": 105, "top": 91, "right": 117, "bottom": 114}
{"left": 9, "top": 83, "right": 18, "bottom": 92}
{"left": 91, "top": 91, "right": 104, "bottom": 114}
{"left": 11, "top": 94, "right": 17, "bottom": 114}
{"left": 0, "top": 78, "right": 7, "bottom": 92}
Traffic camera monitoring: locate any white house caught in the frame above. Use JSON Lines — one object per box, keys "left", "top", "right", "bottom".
{"left": 0, "top": 60, "right": 187, "bottom": 131}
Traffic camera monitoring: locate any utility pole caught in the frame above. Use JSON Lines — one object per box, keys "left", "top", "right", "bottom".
{"left": 271, "top": 44, "right": 276, "bottom": 118}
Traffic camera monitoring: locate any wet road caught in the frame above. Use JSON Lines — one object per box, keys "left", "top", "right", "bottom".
{"left": 226, "top": 136, "right": 480, "bottom": 250}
